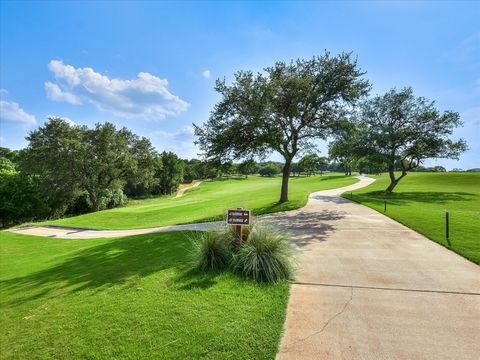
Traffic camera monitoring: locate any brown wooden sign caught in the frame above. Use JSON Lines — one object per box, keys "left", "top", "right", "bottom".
{"left": 227, "top": 209, "right": 251, "bottom": 225}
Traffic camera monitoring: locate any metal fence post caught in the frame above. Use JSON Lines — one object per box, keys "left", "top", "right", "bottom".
{"left": 446, "top": 211, "right": 451, "bottom": 246}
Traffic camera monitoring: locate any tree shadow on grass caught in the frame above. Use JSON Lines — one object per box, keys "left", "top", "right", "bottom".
{"left": 174, "top": 268, "right": 222, "bottom": 291}
{"left": 0, "top": 232, "right": 201, "bottom": 307}
{"left": 355, "top": 191, "right": 476, "bottom": 205}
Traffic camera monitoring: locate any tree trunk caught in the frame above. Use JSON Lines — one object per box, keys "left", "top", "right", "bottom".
{"left": 387, "top": 168, "right": 407, "bottom": 193}
{"left": 387, "top": 167, "right": 397, "bottom": 193}
{"left": 90, "top": 194, "right": 101, "bottom": 212}
{"left": 279, "top": 158, "right": 292, "bottom": 203}
{"left": 386, "top": 179, "right": 398, "bottom": 193}
{"left": 85, "top": 187, "right": 100, "bottom": 212}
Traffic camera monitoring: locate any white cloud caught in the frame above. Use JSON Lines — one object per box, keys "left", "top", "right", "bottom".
{"left": 153, "top": 125, "right": 198, "bottom": 158}
{"left": 46, "top": 115, "right": 76, "bottom": 127}
{"left": 45, "top": 60, "right": 190, "bottom": 120}
{"left": 45, "top": 82, "right": 81, "bottom": 104}
{"left": 154, "top": 125, "right": 194, "bottom": 138}
{"left": 0, "top": 100, "right": 37, "bottom": 126}
{"left": 201, "top": 69, "right": 211, "bottom": 79}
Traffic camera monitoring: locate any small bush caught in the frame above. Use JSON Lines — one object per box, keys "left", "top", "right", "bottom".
{"left": 106, "top": 189, "right": 128, "bottom": 209}
{"left": 190, "top": 231, "right": 233, "bottom": 271}
{"left": 68, "top": 192, "right": 91, "bottom": 215}
{"left": 258, "top": 163, "right": 281, "bottom": 177}
{"left": 231, "top": 222, "right": 295, "bottom": 283}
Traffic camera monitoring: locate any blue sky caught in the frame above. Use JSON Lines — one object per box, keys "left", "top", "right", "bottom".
{"left": 1, "top": 1, "right": 479, "bottom": 169}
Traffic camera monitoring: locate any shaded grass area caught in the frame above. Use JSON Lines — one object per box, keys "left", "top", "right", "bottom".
{"left": 344, "top": 172, "right": 480, "bottom": 263}
{"left": 0, "top": 231, "right": 289, "bottom": 359}
{"left": 40, "top": 173, "right": 357, "bottom": 230}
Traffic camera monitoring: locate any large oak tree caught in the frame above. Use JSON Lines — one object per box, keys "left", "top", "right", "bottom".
{"left": 21, "top": 118, "right": 158, "bottom": 212}
{"left": 195, "top": 52, "right": 370, "bottom": 203}
{"left": 360, "top": 88, "right": 468, "bottom": 192}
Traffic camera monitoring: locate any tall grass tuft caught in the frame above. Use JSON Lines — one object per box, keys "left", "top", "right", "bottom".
{"left": 190, "top": 231, "right": 232, "bottom": 271}
{"left": 231, "top": 222, "right": 295, "bottom": 283}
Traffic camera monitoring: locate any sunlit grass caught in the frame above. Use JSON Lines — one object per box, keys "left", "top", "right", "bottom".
{"left": 40, "top": 173, "right": 358, "bottom": 230}
{"left": 0, "top": 230, "right": 289, "bottom": 359}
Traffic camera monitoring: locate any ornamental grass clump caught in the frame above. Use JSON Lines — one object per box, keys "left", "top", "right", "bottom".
{"left": 190, "top": 230, "right": 233, "bottom": 271}
{"left": 231, "top": 222, "right": 295, "bottom": 283}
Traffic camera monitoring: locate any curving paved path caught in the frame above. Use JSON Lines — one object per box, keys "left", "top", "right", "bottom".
{"left": 266, "top": 176, "right": 480, "bottom": 360}
{"left": 7, "top": 222, "right": 220, "bottom": 239}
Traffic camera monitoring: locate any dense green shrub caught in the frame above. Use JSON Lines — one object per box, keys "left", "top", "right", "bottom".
{"left": 0, "top": 158, "right": 49, "bottom": 228}
{"left": 238, "top": 159, "right": 258, "bottom": 178}
{"left": 231, "top": 222, "right": 295, "bottom": 283}
{"left": 259, "top": 163, "right": 281, "bottom": 177}
{"left": 105, "top": 189, "right": 128, "bottom": 209}
{"left": 183, "top": 159, "right": 222, "bottom": 181}
{"left": 190, "top": 230, "right": 233, "bottom": 270}
{"left": 67, "top": 192, "right": 91, "bottom": 215}
{"left": 156, "top": 151, "right": 184, "bottom": 194}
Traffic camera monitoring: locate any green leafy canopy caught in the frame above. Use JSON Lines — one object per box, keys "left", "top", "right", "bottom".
{"left": 359, "top": 87, "right": 468, "bottom": 191}
{"left": 195, "top": 52, "right": 370, "bottom": 202}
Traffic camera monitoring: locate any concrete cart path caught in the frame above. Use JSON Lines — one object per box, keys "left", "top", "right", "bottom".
{"left": 6, "top": 221, "right": 221, "bottom": 239}
{"left": 266, "top": 176, "right": 480, "bottom": 360}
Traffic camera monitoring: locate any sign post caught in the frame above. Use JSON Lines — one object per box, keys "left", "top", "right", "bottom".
{"left": 227, "top": 208, "right": 251, "bottom": 249}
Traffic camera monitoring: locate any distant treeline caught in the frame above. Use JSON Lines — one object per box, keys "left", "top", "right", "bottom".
{"left": 0, "top": 119, "right": 187, "bottom": 228}
{"left": 409, "top": 166, "right": 479, "bottom": 173}
{"left": 0, "top": 118, "right": 468, "bottom": 228}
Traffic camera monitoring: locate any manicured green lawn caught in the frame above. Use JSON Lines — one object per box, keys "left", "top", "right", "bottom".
{"left": 0, "top": 231, "right": 289, "bottom": 359}
{"left": 41, "top": 174, "right": 357, "bottom": 230}
{"left": 345, "top": 172, "right": 480, "bottom": 264}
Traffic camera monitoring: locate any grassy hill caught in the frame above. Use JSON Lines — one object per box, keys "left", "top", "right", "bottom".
{"left": 0, "top": 231, "right": 289, "bottom": 359}
{"left": 40, "top": 174, "right": 358, "bottom": 230}
{"left": 345, "top": 172, "right": 480, "bottom": 264}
